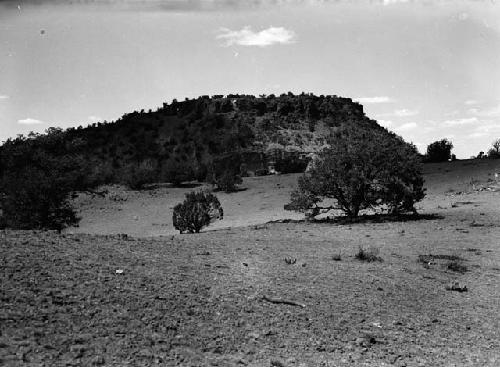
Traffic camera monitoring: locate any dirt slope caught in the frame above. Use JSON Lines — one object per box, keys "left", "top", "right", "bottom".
{"left": 68, "top": 159, "right": 500, "bottom": 237}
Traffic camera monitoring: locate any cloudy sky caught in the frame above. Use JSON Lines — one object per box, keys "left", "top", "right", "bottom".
{"left": 1, "top": 0, "right": 499, "bottom": 158}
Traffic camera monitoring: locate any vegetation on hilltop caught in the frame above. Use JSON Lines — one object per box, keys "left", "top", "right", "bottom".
{"left": 0, "top": 93, "right": 380, "bottom": 188}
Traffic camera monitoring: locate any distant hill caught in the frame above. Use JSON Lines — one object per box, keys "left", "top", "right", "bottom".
{"left": 0, "top": 93, "right": 392, "bottom": 188}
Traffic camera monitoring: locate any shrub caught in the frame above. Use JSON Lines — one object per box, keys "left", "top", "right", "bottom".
{"left": 213, "top": 170, "right": 242, "bottom": 193}
{"left": 425, "top": 139, "right": 453, "bottom": 162}
{"left": 332, "top": 253, "right": 342, "bottom": 261}
{"left": 275, "top": 155, "right": 309, "bottom": 174}
{"left": 160, "top": 159, "right": 194, "bottom": 186}
{"left": 355, "top": 246, "right": 383, "bottom": 262}
{"left": 172, "top": 190, "right": 223, "bottom": 233}
{"left": 207, "top": 153, "right": 243, "bottom": 192}
{"left": 447, "top": 260, "right": 468, "bottom": 273}
{"left": 285, "top": 127, "right": 425, "bottom": 219}
{"left": 0, "top": 136, "right": 86, "bottom": 230}
{"left": 121, "top": 160, "right": 157, "bottom": 190}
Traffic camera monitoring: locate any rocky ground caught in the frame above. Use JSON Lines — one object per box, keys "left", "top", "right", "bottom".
{"left": 1, "top": 160, "right": 500, "bottom": 366}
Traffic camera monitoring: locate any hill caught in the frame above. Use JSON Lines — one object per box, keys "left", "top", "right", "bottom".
{"left": 0, "top": 93, "right": 387, "bottom": 189}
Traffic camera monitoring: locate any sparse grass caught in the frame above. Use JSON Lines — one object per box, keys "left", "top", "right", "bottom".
{"left": 447, "top": 260, "right": 468, "bottom": 273}
{"left": 270, "top": 360, "right": 286, "bottom": 367}
{"left": 332, "top": 253, "right": 342, "bottom": 261}
{"left": 418, "top": 254, "right": 463, "bottom": 264}
{"left": 355, "top": 246, "right": 383, "bottom": 262}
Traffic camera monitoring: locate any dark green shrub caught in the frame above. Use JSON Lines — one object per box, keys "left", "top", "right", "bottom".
{"left": 275, "top": 155, "right": 309, "bottom": 174}
{"left": 0, "top": 134, "right": 86, "bottom": 230}
{"left": 207, "top": 153, "right": 243, "bottom": 192}
{"left": 447, "top": 260, "right": 468, "bottom": 273}
{"left": 355, "top": 246, "right": 383, "bottom": 262}
{"left": 172, "top": 191, "right": 223, "bottom": 233}
{"left": 121, "top": 160, "right": 157, "bottom": 190}
{"left": 425, "top": 139, "right": 453, "bottom": 162}
{"left": 160, "top": 159, "right": 194, "bottom": 186}
{"left": 255, "top": 168, "right": 269, "bottom": 176}
{"left": 286, "top": 127, "right": 425, "bottom": 219}
{"left": 213, "top": 171, "right": 242, "bottom": 193}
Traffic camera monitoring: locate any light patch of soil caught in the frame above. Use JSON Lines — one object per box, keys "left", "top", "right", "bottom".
{"left": 1, "top": 160, "right": 500, "bottom": 366}
{"left": 68, "top": 174, "right": 304, "bottom": 237}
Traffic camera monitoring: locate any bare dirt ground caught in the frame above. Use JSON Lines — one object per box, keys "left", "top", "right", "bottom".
{"left": 1, "top": 159, "right": 500, "bottom": 366}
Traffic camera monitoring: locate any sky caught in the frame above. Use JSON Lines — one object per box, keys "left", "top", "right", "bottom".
{"left": 1, "top": 0, "right": 500, "bottom": 158}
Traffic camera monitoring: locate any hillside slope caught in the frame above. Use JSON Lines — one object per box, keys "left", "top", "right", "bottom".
{"left": 0, "top": 93, "right": 387, "bottom": 187}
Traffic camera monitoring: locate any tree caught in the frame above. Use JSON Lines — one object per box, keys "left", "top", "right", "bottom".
{"left": 488, "top": 138, "right": 500, "bottom": 159}
{"left": 207, "top": 153, "right": 243, "bottom": 193}
{"left": 212, "top": 170, "right": 242, "bottom": 193}
{"left": 172, "top": 191, "right": 223, "bottom": 233}
{"left": 121, "top": 159, "right": 157, "bottom": 190}
{"left": 285, "top": 127, "right": 425, "bottom": 219}
{"left": 425, "top": 139, "right": 453, "bottom": 162}
{"left": 160, "top": 159, "right": 194, "bottom": 186}
{"left": 0, "top": 135, "right": 87, "bottom": 230}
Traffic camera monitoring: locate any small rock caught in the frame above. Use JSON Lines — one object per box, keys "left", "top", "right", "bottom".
{"left": 91, "top": 355, "right": 105, "bottom": 365}
{"left": 445, "top": 282, "right": 467, "bottom": 292}
{"left": 70, "top": 344, "right": 86, "bottom": 358}
{"left": 248, "top": 332, "right": 260, "bottom": 340}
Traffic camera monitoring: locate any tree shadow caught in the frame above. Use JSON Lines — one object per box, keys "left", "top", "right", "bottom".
{"left": 318, "top": 213, "right": 444, "bottom": 225}
{"left": 267, "top": 213, "right": 443, "bottom": 226}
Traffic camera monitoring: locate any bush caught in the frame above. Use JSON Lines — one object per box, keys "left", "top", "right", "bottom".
{"left": 447, "top": 260, "right": 468, "bottom": 273}
{"left": 0, "top": 135, "right": 86, "bottom": 230}
{"left": 425, "top": 139, "right": 453, "bottom": 162}
{"left": 488, "top": 138, "right": 500, "bottom": 159}
{"left": 172, "top": 190, "right": 223, "bottom": 233}
{"left": 355, "top": 246, "right": 383, "bottom": 262}
{"left": 160, "top": 159, "right": 194, "bottom": 186}
{"left": 275, "top": 155, "right": 309, "bottom": 174}
{"left": 121, "top": 160, "right": 157, "bottom": 190}
{"left": 285, "top": 127, "right": 425, "bottom": 219}
{"left": 207, "top": 153, "right": 243, "bottom": 192}
{"left": 213, "top": 171, "right": 242, "bottom": 193}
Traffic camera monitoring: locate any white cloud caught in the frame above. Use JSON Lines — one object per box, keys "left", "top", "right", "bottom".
{"left": 0, "top": 95, "right": 9, "bottom": 100}
{"left": 217, "top": 26, "right": 295, "bottom": 47}
{"left": 469, "top": 105, "right": 500, "bottom": 118}
{"left": 395, "top": 122, "right": 417, "bottom": 131}
{"left": 376, "top": 108, "right": 418, "bottom": 117}
{"left": 383, "top": 0, "right": 409, "bottom": 5}
{"left": 444, "top": 110, "right": 459, "bottom": 117}
{"left": 18, "top": 118, "right": 44, "bottom": 125}
{"left": 353, "top": 96, "right": 394, "bottom": 104}
{"left": 464, "top": 99, "right": 478, "bottom": 105}
{"left": 88, "top": 115, "right": 102, "bottom": 123}
{"left": 470, "top": 132, "right": 487, "bottom": 138}
{"left": 443, "top": 117, "right": 478, "bottom": 126}
{"left": 393, "top": 109, "right": 418, "bottom": 117}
